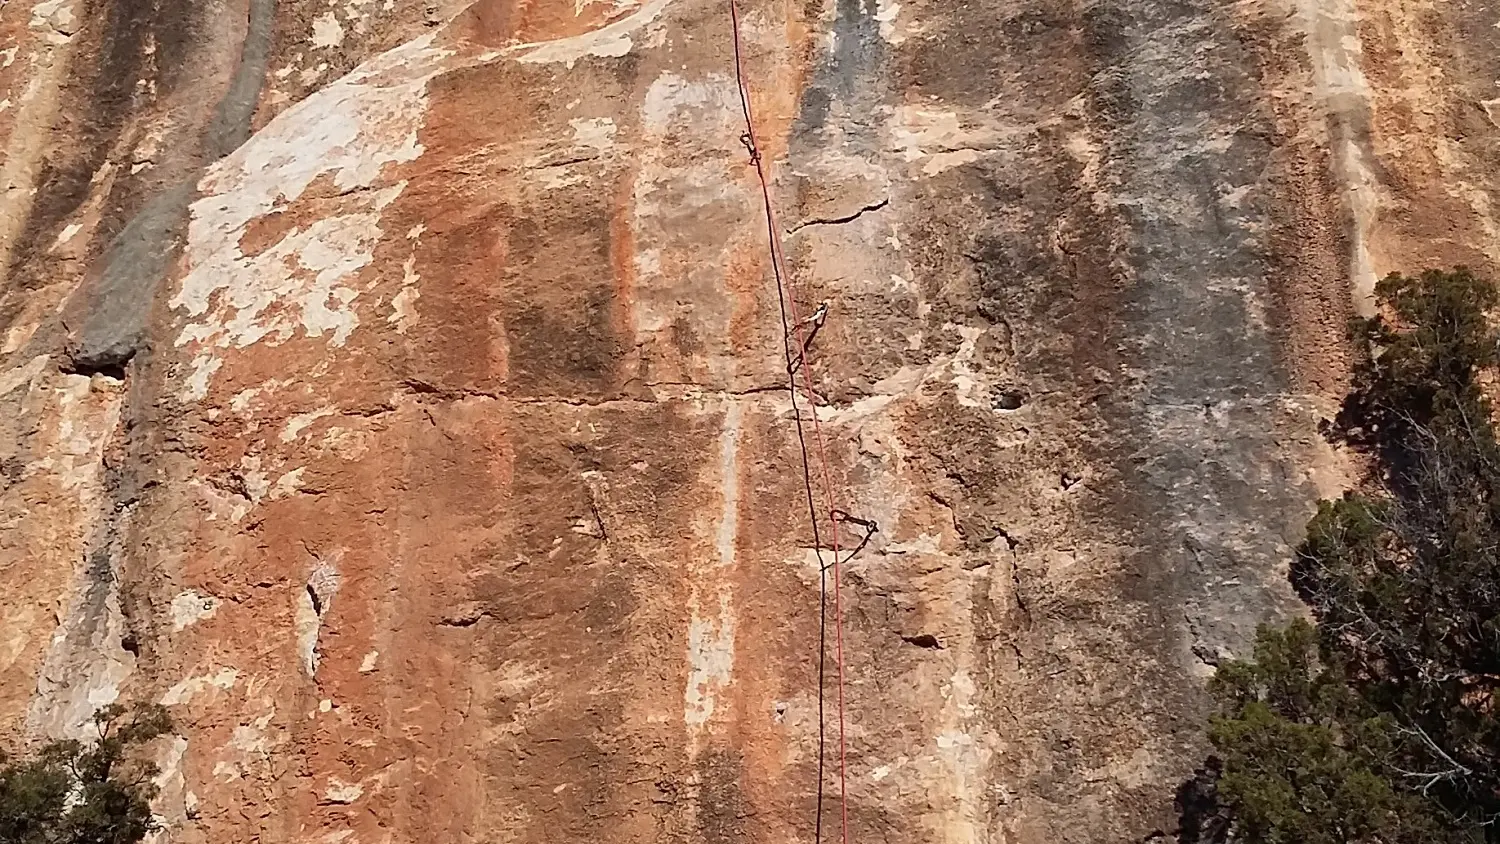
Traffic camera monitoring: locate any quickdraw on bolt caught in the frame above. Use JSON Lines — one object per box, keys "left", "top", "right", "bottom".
{"left": 787, "top": 301, "right": 831, "bottom": 376}
{"left": 739, "top": 132, "right": 760, "bottom": 164}
{"left": 821, "top": 509, "right": 878, "bottom": 569}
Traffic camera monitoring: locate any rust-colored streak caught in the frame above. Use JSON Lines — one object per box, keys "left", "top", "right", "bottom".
{"left": 468, "top": 400, "right": 718, "bottom": 844}
{"left": 379, "top": 62, "right": 531, "bottom": 397}
{"left": 730, "top": 0, "right": 814, "bottom": 169}
{"left": 455, "top": 0, "right": 636, "bottom": 47}
{"left": 1354, "top": 4, "right": 1500, "bottom": 276}
{"left": 723, "top": 237, "right": 769, "bottom": 376}
{"left": 378, "top": 398, "right": 508, "bottom": 840}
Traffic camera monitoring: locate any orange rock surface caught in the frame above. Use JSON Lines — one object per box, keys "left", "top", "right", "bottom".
{"left": 0, "top": 0, "right": 1498, "bottom": 840}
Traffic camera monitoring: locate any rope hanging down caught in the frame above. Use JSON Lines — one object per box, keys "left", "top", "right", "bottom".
{"left": 725, "top": 5, "right": 879, "bottom": 844}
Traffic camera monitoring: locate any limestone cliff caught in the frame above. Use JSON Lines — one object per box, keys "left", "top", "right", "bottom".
{"left": 0, "top": 0, "right": 1495, "bottom": 840}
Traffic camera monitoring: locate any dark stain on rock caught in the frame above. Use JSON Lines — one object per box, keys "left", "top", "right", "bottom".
{"left": 206, "top": 0, "right": 279, "bottom": 159}
{"left": 899, "top": 632, "right": 942, "bottom": 649}
{"left": 8, "top": 0, "right": 201, "bottom": 290}
{"left": 5, "top": 0, "right": 279, "bottom": 703}
{"left": 63, "top": 182, "right": 193, "bottom": 375}
{"left": 886, "top": 0, "right": 1325, "bottom": 837}
{"left": 499, "top": 187, "right": 628, "bottom": 399}
{"left": 505, "top": 287, "right": 625, "bottom": 397}
{"left": 792, "top": 0, "right": 885, "bottom": 137}
{"left": 62, "top": 0, "right": 276, "bottom": 371}
{"left": 670, "top": 315, "right": 707, "bottom": 359}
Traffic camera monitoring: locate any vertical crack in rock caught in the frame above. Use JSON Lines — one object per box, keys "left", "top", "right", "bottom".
{"left": 23, "top": 375, "right": 130, "bottom": 739}
{"left": 25, "top": 0, "right": 280, "bottom": 738}
{"left": 297, "top": 556, "right": 343, "bottom": 678}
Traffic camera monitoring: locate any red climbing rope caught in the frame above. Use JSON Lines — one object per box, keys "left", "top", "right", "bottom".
{"left": 725, "top": 4, "right": 853, "bottom": 844}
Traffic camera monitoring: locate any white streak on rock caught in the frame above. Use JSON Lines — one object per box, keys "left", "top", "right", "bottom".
{"left": 29, "top": 0, "right": 78, "bottom": 43}
{"left": 513, "top": 0, "right": 672, "bottom": 66}
{"left": 0, "top": 354, "right": 50, "bottom": 397}
{"left": 297, "top": 556, "right": 343, "bottom": 678}
{"left": 282, "top": 407, "right": 336, "bottom": 442}
{"left": 174, "top": 184, "right": 402, "bottom": 351}
{"left": 147, "top": 735, "right": 189, "bottom": 837}
{"left": 387, "top": 255, "right": 420, "bottom": 333}
{"left": 212, "top": 711, "right": 276, "bottom": 782}
{"left": 1293, "top": 0, "right": 1381, "bottom": 312}
{"left": 170, "top": 35, "right": 451, "bottom": 400}
{"left": 51, "top": 222, "right": 81, "bottom": 248}
{"left": 569, "top": 116, "right": 617, "bottom": 150}
{"left": 324, "top": 778, "right": 364, "bottom": 804}
{"left": 180, "top": 356, "right": 222, "bottom": 402}
{"left": 889, "top": 107, "right": 1009, "bottom": 175}
{"left": 161, "top": 667, "right": 238, "bottom": 705}
{"left": 269, "top": 467, "right": 306, "bottom": 499}
{"left": 684, "top": 402, "right": 741, "bottom": 738}
{"left": 25, "top": 380, "right": 128, "bottom": 739}
{"left": 641, "top": 71, "right": 736, "bottom": 135}
{"left": 875, "top": 0, "right": 904, "bottom": 43}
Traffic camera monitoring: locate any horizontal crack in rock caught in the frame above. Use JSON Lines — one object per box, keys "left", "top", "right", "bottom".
{"left": 786, "top": 197, "right": 890, "bottom": 234}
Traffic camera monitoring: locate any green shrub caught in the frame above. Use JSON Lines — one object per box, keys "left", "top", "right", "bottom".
{"left": 1204, "top": 623, "right": 1458, "bottom": 844}
{"left": 1183, "top": 269, "right": 1500, "bottom": 842}
{"left": 0, "top": 704, "right": 171, "bottom": 844}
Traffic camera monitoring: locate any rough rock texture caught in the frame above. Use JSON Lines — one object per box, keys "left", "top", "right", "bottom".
{"left": 0, "top": 0, "right": 1496, "bottom": 841}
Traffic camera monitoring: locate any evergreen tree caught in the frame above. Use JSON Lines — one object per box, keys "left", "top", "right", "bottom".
{"left": 1184, "top": 269, "right": 1500, "bottom": 842}
{"left": 0, "top": 704, "right": 171, "bottom": 844}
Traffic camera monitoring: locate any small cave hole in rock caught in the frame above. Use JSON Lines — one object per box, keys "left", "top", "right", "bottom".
{"left": 119, "top": 634, "right": 140, "bottom": 657}
{"left": 992, "top": 389, "right": 1026, "bottom": 411}
{"left": 1061, "top": 470, "right": 1082, "bottom": 490}
{"left": 306, "top": 583, "right": 324, "bottom": 617}
{"left": 60, "top": 348, "right": 132, "bottom": 381}
{"left": 901, "top": 633, "right": 944, "bottom": 649}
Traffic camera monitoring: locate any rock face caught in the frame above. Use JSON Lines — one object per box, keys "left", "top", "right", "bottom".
{"left": 0, "top": 0, "right": 1497, "bottom": 840}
